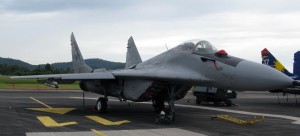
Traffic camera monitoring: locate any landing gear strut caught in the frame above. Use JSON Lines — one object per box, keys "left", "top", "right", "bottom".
{"left": 168, "top": 86, "right": 176, "bottom": 123}
{"left": 96, "top": 97, "right": 107, "bottom": 113}
{"left": 155, "top": 86, "right": 176, "bottom": 124}
{"left": 152, "top": 99, "right": 164, "bottom": 113}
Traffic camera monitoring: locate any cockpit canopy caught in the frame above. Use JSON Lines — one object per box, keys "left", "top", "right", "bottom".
{"left": 173, "top": 40, "right": 218, "bottom": 54}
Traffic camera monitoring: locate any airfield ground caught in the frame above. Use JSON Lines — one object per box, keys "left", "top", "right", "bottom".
{"left": 0, "top": 89, "right": 300, "bottom": 136}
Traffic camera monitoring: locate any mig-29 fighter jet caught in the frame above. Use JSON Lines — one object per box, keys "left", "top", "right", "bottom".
{"left": 11, "top": 33, "right": 298, "bottom": 123}
{"left": 261, "top": 48, "right": 300, "bottom": 94}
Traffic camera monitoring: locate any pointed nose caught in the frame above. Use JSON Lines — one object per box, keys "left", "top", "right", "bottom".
{"left": 233, "top": 60, "right": 293, "bottom": 91}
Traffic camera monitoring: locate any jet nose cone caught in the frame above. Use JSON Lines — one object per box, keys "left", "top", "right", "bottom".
{"left": 234, "top": 60, "right": 293, "bottom": 91}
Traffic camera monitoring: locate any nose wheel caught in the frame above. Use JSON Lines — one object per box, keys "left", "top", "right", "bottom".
{"left": 96, "top": 97, "right": 107, "bottom": 113}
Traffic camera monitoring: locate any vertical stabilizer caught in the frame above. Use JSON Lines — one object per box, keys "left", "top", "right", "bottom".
{"left": 261, "top": 48, "right": 293, "bottom": 77}
{"left": 71, "top": 33, "right": 93, "bottom": 73}
{"left": 126, "top": 36, "right": 142, "bottom": 68}
{"left": 294, "top": 51, "right": 300, "bottom": 80}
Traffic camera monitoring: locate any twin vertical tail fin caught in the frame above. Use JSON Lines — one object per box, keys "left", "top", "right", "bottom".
{"left": 261, "top": 48, "right": 293, "bottom": 77}
{"left": 70, "top": 34, "right": 141, "bottom": 72}
{"left": 125, "top": 36, "right": 142, "bottom": 68}
{"left": 71, "top": 33, "right": 93, "bottom": 73}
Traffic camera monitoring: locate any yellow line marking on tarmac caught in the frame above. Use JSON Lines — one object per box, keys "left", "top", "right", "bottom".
{"left": 211, "top": 115, "right": 265, "bottom": 125}
{"left": 28, "top": 97, "right": 76, "bottom": 114}
{"left": 30, "top": 97, "right": 52, "bottom": 108}
{"left": 91, "top": 129, "right": 107, "bottom": 136}
{"left": 69, "top": 97, "right": 300, "bottom": 125}
{"left": 37, "top": 116, "right": 77, "bottom": 127}
{"left": 86, "top": 116, "right": 130, "bottom": 125}
{"left": 28, "top": 108, "right": 76, "bottom": 114}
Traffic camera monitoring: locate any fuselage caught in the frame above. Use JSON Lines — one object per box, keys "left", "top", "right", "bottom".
{"left": 80, "top": 40, "right": 293, "bottom": 102}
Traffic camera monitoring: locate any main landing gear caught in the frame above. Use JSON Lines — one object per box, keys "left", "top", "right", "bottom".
{"left": 96, "top": 97, "right": 108, "bottom": 113}
{"left": 155, "top": 86, "right": 176, "bottom": 124}
{"left": 153, "top": 99, "right": 165, "bottom": 113}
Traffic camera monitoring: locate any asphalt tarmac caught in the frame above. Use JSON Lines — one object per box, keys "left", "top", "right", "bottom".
{"left": 0, "top": 89, "right": 300, "bottom": 136}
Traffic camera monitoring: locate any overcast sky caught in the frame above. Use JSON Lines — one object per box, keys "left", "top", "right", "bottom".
{"left": 0, "top": 0, "right": 299, "bottom": 71}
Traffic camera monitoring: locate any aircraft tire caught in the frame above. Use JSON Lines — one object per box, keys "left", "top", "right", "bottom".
{"left": 96, "top": 97, "right": 107, "bottom": 113}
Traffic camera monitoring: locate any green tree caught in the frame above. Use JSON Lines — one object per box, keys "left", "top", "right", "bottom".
{"left": 43, "top": 63, "right": 51, "bottom": 74}
{"left": 45, "top": 63, "right": 51, "bottom": 71}
{"left": 32, "top": 65, "right": 42, "bottom": 75}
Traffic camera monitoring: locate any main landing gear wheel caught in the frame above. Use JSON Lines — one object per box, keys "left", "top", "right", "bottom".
{"left": 96, "top": 97, "right": 107, "bottom": 113}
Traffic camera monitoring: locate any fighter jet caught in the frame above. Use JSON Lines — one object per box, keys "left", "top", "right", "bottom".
{"left": 11, "top": 33, "right": 297, "bottom": 123}
{"left": 261, "top": 48, "right": 300, "bottom": 94}
{"left": 261, "top": 48, "right": 300, "bottom": 80}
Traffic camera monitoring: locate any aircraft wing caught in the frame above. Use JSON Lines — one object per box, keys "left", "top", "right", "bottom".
{"left": 10, "top": 72, "right": 115, "bottom": 80}
{"left": 113, "top": 67, "right": 212, "bottom": 83}
{"left": 11, "top": 67, "right": 210, "bottom": 83}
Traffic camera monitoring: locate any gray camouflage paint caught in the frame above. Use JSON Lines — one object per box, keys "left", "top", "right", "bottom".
{"left": 11, "top": 34, "right": 294, "bottom": 102}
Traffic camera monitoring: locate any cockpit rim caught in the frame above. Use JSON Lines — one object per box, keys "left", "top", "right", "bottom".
{"left": 172, "top": 39, "right": 218, "bottom": 55}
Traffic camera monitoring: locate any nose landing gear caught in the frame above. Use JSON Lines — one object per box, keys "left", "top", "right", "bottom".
{"left": 153, "top": 99, "right": 165, "bottom": 113}
{"left": 155, "top": 86, "right": 176, "bottom": 124}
